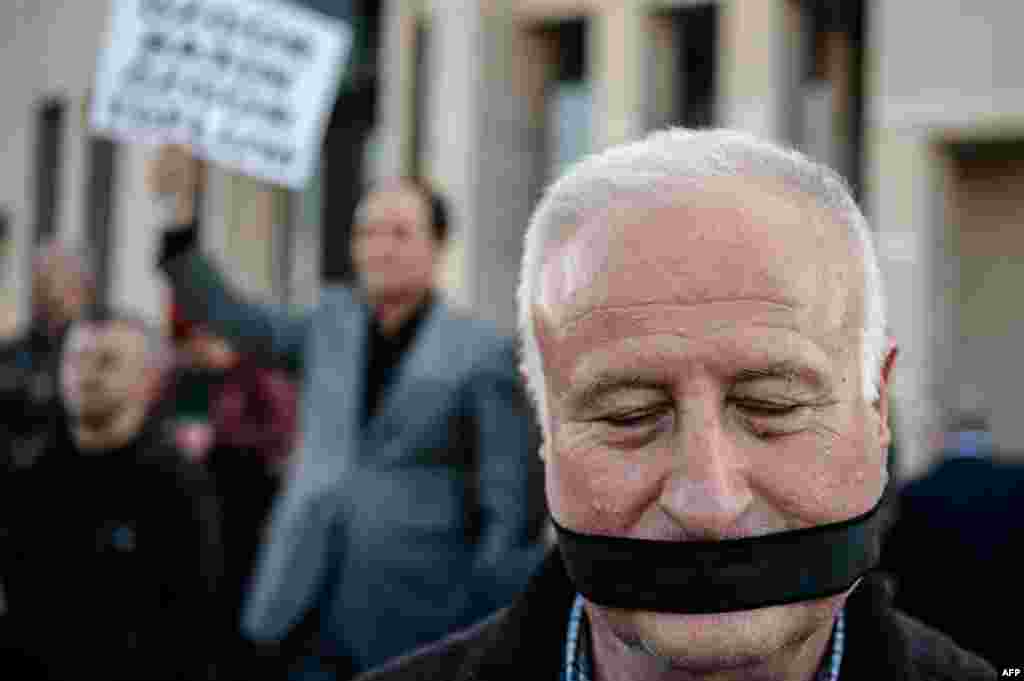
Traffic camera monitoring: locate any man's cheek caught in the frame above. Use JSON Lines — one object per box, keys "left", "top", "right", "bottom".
{"left": 549, "top": 445, "right": 663, "bottom": 534}
{"left": 811, "top": 407, "right": 887, "bottom": 494}
{"left": 754, "top": 425, "right": 883, "bottom": 522}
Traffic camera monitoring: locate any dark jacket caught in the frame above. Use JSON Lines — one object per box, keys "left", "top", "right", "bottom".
{"left": 358, "top": 551, "right": 998, "bottom": 681}
{"left": 880, "top": 455, "right": 1024, "bottom": 670}
{"left": 0, "top": 326, "right": 65, "bottom": 470}
{"left": 0, "top": 416, "right": 223, "bottom": 681}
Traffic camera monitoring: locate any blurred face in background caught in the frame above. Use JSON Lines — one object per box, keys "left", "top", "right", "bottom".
{"left": 61, "top": 321, "right": 156, "bottom": 430}
{"left": 351, "top": 185, "right": 440, "bottom": 302}
{"left": 32, "top": 254, "right": 91, "bottom": 334}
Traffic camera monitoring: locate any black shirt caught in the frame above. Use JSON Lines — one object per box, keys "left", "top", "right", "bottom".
{"left": 1, "top": 417, "right": 223, "bottom": 680}
{"left": 0, "top": 324, "right": 67, "bottom": 470}
{"left": 362, "top": 292, "right": 435, "bottom": 427}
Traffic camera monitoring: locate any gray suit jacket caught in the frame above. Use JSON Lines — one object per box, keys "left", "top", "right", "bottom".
{"left": 163, "top": 251, "right": 545, "bottom": 671}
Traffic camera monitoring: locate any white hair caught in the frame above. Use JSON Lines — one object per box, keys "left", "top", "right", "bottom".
{"left": 516, "top": 128, "right": 887, "bottom": 433}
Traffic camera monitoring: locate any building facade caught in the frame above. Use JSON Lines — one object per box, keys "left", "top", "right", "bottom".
{"left": 2, "top": 0, "right": 1022, "bottom": 479}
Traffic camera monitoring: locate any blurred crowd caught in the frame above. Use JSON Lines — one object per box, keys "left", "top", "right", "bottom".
{"left": 0, "top": 177, "right": 547, "bottom": 680}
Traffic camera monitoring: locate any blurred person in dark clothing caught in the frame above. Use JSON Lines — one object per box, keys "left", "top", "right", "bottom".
{"left": 165, "top": 300, "right": 299, "bottom": 679}
{"left": 0, "top": 238, "right": 95, "bottom": 471}
{"left": 879, "top": 411, "right": 1024, "bottom": 669}
{"left": 164, "top": 302, "right": 226, "bottom": 463}
{"left": 156, "top": 177, "right": 546, "bottom": 679}
{"left": 0, "top": 239, "right": 96, "bottom": 667}
{"left": 0, "top": 307, "right": 223, "bottom": 681}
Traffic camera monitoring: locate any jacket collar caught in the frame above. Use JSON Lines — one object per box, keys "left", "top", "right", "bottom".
{"left": 456, "top": 550, "right": 574, "bottom": 681}
{"left": 456, "top": 550, "right": 920, "bottom": 681}
{"left": 839, "top": 572, "right": 920, "bottom": 681}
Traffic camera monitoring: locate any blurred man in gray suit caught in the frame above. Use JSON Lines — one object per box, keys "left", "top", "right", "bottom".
{"left": 157, "top": 178, "right": 545, "bottom": 679}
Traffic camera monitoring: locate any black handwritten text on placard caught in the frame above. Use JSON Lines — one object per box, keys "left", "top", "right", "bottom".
{"left": 104, "top": 0, "right": 324, "bottom": 171}
{"left": 92, "top": 0, "right": 351, "bottom": 187}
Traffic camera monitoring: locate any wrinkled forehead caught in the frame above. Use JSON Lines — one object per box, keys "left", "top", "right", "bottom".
{"left": 536, "top": 177, "right": 862, "bottom": 340}
{"left": 354, "top": 184, "right": 430, "bottom": 229}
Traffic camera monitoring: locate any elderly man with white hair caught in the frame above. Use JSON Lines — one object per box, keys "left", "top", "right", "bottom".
{"left": 357, "top": 128, "right": 996, "bottom": 681}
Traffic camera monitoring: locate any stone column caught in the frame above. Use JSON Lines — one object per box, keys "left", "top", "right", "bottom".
{"left": 375, "top": 0, "right": 422, "bottom": 180}
{"left": 220, "top": 175, "right": 278, "bottom": 300}
{"left": 867, "top": 128, "right": 947, "bottom": 481}
{"left": 592, "top": 3, "right": 647, "bottom": 148}
{"left": 288, "top": 163, "right": 323, "bottom": 308}
{"left": 59, "top": 92, "right": 88, "bottom": 244}
{"left": 719, "top": 0, "right": 794, "bottom": 142}
{"left": 109, "top": 145, "right": 166, "bottom": 320}
{"left": 422, "top": 0, "right": 479, "bottom": 314}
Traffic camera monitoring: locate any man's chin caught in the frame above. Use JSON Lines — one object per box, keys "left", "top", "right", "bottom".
{"left": 75, "top": 410, "right": 117, "bottom": 431}
{"left": 593, "top": 598, "right": 836, "bottom": 674}
{"left": 362, "top": 279, "right": 411, "bottom": 299}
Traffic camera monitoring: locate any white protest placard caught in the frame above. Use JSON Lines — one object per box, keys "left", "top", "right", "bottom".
{"left": 90, "top": 0, "right": 353, "bottom": 189}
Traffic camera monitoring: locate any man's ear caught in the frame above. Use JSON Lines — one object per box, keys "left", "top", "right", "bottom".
{"left": 538, "top": 439, "right": 551, "bottom": 462}
{"left": 874, "top": 338, "right": 899, "bottom": 450}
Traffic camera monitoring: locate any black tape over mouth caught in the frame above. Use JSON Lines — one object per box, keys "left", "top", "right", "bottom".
{"left": 553, "top": 500, "right": 885, "bottom": 614}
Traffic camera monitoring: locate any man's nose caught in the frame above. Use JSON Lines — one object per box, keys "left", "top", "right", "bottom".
{"left": 75, "top": 364, "right": 100, "bottom": 384}
{"left": 77, "top": 372, "right": 102, "bottom": 390}
{"left": 657, "top": 405, "right": 754, "bottom": 541}
{"left": 363, "top": 240, "right": 399, "bottom": 261}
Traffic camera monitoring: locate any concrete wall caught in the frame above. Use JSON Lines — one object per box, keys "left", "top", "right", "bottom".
{"left": 0, "top": 3, "right": 48, "bottom": 333}
{"left": 950, "top": 152, "right": 1024, "bottom": 455}
{"left": 875, "top": 0, "right": 1024, "bottom": 133}
{"left": 0, "top": 0, "right": 169, "bottom": 327}
{"left": 719, "top": 0, "right": 793, "bottom": 141}
{"left": 0, "top": 0, "right": 288, "bottom": 334}
{"left": 869, "top": 0, "right": 1024, "bottom": 476}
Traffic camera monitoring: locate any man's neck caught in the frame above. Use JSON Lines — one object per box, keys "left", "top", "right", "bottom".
{"left": 371, "top": 290, "right": 431, "bottom": 337}
{"left": 587, "top": 611, "right": 834, "bottom": 681}
{"left": 73, "top": 407, "right": 149, "bottom": 453}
